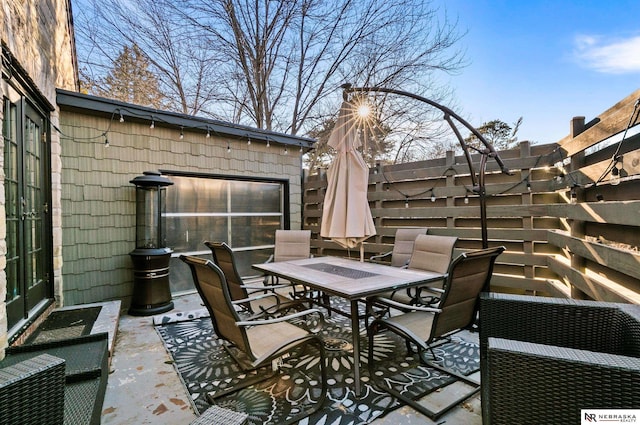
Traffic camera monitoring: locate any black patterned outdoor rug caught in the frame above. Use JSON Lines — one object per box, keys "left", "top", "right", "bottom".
{"left": 154, "top": 305, "right": 480, "bottom": 425}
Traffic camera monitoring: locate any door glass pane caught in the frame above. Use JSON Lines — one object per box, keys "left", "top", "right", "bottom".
{"left": 24, "top": 114, "right": 43, "bottom": 291}
{"left": 230, "top": 216, "right": 281, "bottom": 248}
{"left": 168, "top": 177, "right": 228, "bottom": 213}
{"left": 230, "top": 181, "right": 282, "bottom": 213}
{"left": 166, "top": 215, "right": 228, "bottom": 252}
{"left": 3, "top": 100, "right": 19, "bottom": 302}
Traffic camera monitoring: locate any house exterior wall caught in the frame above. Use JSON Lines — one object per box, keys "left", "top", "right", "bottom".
{"left": 1, "top": 0, "right": 76, "bottom": 355}
{"left": 57, "top": 107, "right": 306, "bottom": 307}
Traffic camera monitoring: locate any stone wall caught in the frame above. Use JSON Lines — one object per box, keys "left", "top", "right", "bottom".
{"left": 1, "top": 0, "right": 76, "bottom": 354}
{"left": 0, "top": 100, "right": 5, "bottom": 357}
{"left": 1, "top": 0, "right": 77, "bottom": 98}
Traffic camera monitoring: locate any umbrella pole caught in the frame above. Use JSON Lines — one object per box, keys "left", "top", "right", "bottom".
{"left": 360, "top": 243, "right": 364, "bottom": 262}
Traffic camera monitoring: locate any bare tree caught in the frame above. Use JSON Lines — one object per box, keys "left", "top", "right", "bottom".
{"left": 163, "top": 0, "right": 465, "bottom": 135}
{"left": 74, "top": 0, "right": 467, "bottom": 162}
{"left": 73, "top": 0, "right": 223, "bottom": 115}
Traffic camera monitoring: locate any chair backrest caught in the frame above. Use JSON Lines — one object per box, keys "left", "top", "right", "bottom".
{"left": 390, "top": 228, "right": 428, "bottom": 267}
{"left": 408, "top": 234, "right": 458, "bottom": 273}
{"left": 274, "top": 230, "right": 311, "bottom": 262}
{"left": 204, "top": 241, "right": 248, "bottom": 302}
{"left": 179, "top": 255, "right": 253, "bottom": 357}
{"left": 430, "top": 246, "right": 505, "bottom": 340}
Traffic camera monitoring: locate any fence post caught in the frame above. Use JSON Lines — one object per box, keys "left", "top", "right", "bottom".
{"left": 445, "top": 151, "right": 456, "bottom": 230}
{"left": 519, "top": 141, "right": 535, "bottom": 284}
{"left": 568, "top": 116, "right": 588, "bottom": 299}
{"left": 372, "top": 162, "right": 383, "bottom": 246}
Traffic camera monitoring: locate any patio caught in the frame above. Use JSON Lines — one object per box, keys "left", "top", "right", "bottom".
{"left": 100, "top": 291, "right": 482, "bottom": 424}
{"left": 2, "top": 3, "right": 639, "bottom": 423}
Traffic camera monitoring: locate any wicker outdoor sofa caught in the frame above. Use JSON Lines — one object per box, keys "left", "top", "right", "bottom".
{"left": 0, "top": 332, "right": 109, "bottom": 425}
{"left": 479, "top": 293, "right": 640, "bottom": 425}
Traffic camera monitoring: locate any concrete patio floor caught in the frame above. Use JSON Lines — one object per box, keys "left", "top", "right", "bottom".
{"left": 100, "top": 292, "right": 482, "bottom": 424}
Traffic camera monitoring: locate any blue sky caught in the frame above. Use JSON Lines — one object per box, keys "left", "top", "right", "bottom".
{"left": 437, "top": 0, "right": 640, "bottom": 144}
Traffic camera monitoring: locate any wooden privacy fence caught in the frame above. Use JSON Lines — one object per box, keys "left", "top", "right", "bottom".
{"left": 303, "top": 89, "right": 640, "bottom": 304}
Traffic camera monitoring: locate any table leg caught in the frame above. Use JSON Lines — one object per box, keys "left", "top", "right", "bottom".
{"left": 350, "top": 299, "right": 362, "bottom": 397}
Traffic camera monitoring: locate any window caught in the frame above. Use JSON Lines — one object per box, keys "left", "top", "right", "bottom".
{"left": 163, "top": 173, "right": 289, "bottom": 294}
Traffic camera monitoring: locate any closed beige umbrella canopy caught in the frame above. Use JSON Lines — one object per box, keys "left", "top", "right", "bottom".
{"left": 321, "top": 101, "right": 376, "bottom": 252}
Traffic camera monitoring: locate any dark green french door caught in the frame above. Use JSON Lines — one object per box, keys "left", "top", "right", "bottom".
{"left": 3, "top": 93, "right": 52, "bottom": 331}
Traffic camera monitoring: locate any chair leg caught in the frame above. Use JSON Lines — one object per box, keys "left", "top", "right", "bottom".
{"left": 207, "top": 371, "right": 277, "bottom": 401}
{"left": 211, "top": 337, "right": 328, "bottom": 425}
{"left": 367, "top": 321, "right": 480, "bottom": 421}
{"left": 364, "top": 299, "right": 390, "bottom": 329}
{"left": 279, "top": 338, "right": 327, "bottom": 425}
{"left": 321, "top": 293, "right": 331, "bottom": 317}
{"left": 267, "top": 337, "right": 328, "bottom": 425}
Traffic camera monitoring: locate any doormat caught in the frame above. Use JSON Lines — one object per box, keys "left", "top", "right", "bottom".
{"left": 155, "top": 308, "right": 480, "bottom": 425}
{"left": 26, "top": 306, "right": 102, "bottom": 345}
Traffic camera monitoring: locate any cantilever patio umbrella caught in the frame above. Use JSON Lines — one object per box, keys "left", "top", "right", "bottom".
{"left": 320, "top": 101, "right": 376, "bottom": 260}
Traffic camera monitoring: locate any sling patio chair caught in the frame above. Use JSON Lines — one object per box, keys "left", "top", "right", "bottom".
{"left": 179, "top": 255, "right": 328, "bottom": 424}
{"left": 262, "top": 229, "right": 311, "bottom": 286}
{"left": 366, "top": 234, "right": 457, "bottom": 324}
{"left": 369, "top": 227, "right": 428, "bottom": 268}
{"left": 261, "top": 229, "right": 331, "bottom": 310}
{"left": 367, "top": 246, "right": 505, "bottom": 420}
{"left": 204, "top": 241, "right": 304, "bottom": 318}
{"left": 267, "top": 230, "right": 312, "bottom": 263}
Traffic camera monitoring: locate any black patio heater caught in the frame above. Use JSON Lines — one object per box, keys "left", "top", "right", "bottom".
{"left": 128, "top": 171, "right": 174, "bottom": 316}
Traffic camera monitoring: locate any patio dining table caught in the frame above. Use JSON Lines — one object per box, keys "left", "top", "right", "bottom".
{"left": 252, "top": 256, "right": 444, "bottom": 396}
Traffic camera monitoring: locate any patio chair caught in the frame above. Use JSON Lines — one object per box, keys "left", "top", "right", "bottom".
{"left": 366, "top": 234, "right": 457, "bottom": 324}
{"left": 479, "top": 293, "right": 640, "bottom": 425}
{"left": 179, "top": 255, "right": 328, "bottom": 424}
{"left": 205, "top": 241, "right": 303, "bottom": 318}
{"left": 367, "top": 246, "right": 505, "bottom": 420}
{"left": 369, "top": 227, "right": 428, "bottom": 267}
{"left": 270, "top": 229, "right": 312, "bottom": 262}
{"left": 262, "top": 230, "right": 331, "bottom": 310}
{"left": 262, "top": 229, "right": 311, "bottom": 286}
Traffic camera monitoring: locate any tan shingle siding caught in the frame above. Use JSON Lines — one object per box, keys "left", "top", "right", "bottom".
{"left": 59, "top": 110, "right": 307, "bottom": 306}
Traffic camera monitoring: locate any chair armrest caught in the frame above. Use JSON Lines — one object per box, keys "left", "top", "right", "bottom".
{"left": 479, "top": 293, "right": 631, "bottom": 353}
{"left": 242, "top": 283, "right": 291, "bottom": 291}
{"left": 237, "top": 308, "right": 325, "bottom": 327}
{"left": 372, "top": 297, "right": 442, "bottom": 313}
{"left": 420, "top": 286, "right": 445, "bottom": 294}
{"left": 232, "top": 293, "right": 279, "bottom": 305}
{"left": 369, "top": 251, "right": 392, "bottom": 262}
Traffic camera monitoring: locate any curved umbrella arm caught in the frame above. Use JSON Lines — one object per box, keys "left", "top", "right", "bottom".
{"left": 342, "top": 84, "right": 513, "bottom": 176}
{"left": 341, "top": 84, "right": 514, "bottom": 249}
